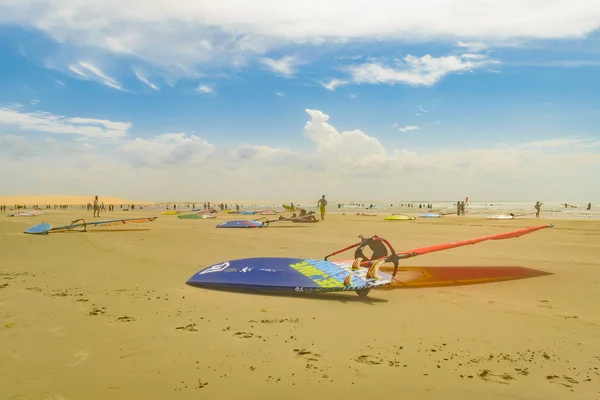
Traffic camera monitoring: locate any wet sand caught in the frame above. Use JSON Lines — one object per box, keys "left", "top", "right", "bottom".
{"left": 1, "top": 208, "right": 599, "bottom": 400}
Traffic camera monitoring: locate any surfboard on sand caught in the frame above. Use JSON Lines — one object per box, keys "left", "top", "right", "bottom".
{"left": 186, "top": 257, "right": 392, "bottom": 296}
{"left": 187, "top": 225, "right": 554, "bottom": 297}
{"left": 419, "top": 213, "right": 442, "bottom": 218}
{"left": 384, "top": 214, "right": 416, "bottom": 221}
{"left": 162, "top": 211, "right": 179, "bottom": 215}
{"left": 24, "top": 217, "right": 158, "bottom": 235}
{"left": 179, "top": 213, "right": 216, "bottom": 219}
{"left": 486, "top": 215, "right": 514, "bottom": 220}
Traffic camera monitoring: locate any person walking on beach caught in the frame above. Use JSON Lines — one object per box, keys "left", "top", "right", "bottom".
{"left": 318, "top": 195, "right": 328, "bottom": 220}
{"left": 587, "top": 202, "right": 591, "bottom": 211}
{"left": 93, "top": 196, "right": 100, "bottom": 218}
{"left": 534, "top": 201, "right": 542, "bottom": 218}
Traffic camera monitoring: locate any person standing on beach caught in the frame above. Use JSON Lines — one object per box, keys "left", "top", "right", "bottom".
{"left": 93, "top": 196, "right": 100, "bottom": 218}
{"left": 318, "top": 195, "right": 328, "bottom": 220}
{"left": 534, "top": 201, "right": 542, "bottom": 218}
{"left": 587, "top": 202, "right": 591, "bottom": 211}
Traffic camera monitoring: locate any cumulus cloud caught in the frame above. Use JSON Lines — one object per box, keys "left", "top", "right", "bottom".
{"left": 1, "top": 104, "right": 599, "bottom": 200}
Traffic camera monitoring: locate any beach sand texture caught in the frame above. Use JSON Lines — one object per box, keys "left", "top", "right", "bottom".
{"left": 1, "top": 207, "right": 599, "bottom": 400}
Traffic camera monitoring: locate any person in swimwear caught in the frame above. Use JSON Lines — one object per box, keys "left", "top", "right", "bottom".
{"left": 93, "top": 195, "right": 100, "bottom": 218}
{"left": 318, "top": 195, "right": 328, "bottom": 220}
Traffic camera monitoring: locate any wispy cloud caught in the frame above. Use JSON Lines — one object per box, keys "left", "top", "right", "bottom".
{"left": 197, "top": 85, "right": 213, "bottom": 94}
{"left": 0, "top": 104, "right": 131, "bottom": 139}
{"left": 68, "top": 61, "right": 123, "bottom": 90}
{"left": 456, "top": 41, "right": 488, "bottom": 53}
{"left": 398, "top": 125, "right": 420, "bottom": 132}
{"left": 260, "top": 55, "right": 300, "bottom": 77}
{"left": 275, "top": 92, "right": 285, "bottom": 97}
{"left": 3, "top": 1, "right": 600, "bottom": 83}
{"left": 521, "top": 138, "right": 600, "bottom": 150}
{"left": 321, "top": 78, "right": 349, "bottom": 91}
{"left": 134, "top": 70, "right": 159, "bottom": 91}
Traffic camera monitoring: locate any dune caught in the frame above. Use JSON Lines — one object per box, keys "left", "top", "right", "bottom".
{"left": 0, "top": 207, "right": 598, "bottom": 400}
{"left": 0, "top": 195, "right": 151, "bottom": 206}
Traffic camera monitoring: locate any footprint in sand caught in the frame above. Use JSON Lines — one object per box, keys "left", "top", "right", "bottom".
{"left": 546, "top": 375, "right": 579, "bottom": 388}
{"left": 234, "top": 332, "right": 258, "bottom": 339}
{"left": 477, "top": 369, "right": 515, "bottom": 384}
{"left": 26, "top": 287, "right": 43, "bottom": 292}
{"left": 50, "top": 327, "right": 66, "bottom": 338}
{"left": 116, "top": 316, "right": 136, "bottom": 322}
{"left": 355, "top": 355, "right": 384, "bottom": 365}
{"left": 0, "top": 283, "right": 9, "bottom": 289}
{"left": 69, "top": 350, "right": 90, "bottom": 367}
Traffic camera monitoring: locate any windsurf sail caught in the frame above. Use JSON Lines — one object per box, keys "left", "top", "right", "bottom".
{"left": 324, "top": 224, "right": 554, "bottom": 278}
{"left": 24, "top": 217, "right": 158, "bottom": 235}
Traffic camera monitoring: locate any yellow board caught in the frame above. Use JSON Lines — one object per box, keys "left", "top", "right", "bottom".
{"left": 384, "top": 214, "right": 416, "bottom": 221}
{"left": 161, "top": 211, "right": 179, "bottom": 215}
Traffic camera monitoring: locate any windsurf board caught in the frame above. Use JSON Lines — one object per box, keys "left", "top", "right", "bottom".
{"left": 216, "top": 220, "right": 264, "bottom": 228}
{"left": 179, "top": 213, "right": 216, "bottom": 219}
{"left": 240, "top": 211, "right": 256, "bottom": 215}
{"left": 384, "top": 214, "right": 416, "bottom": 221}
{"left": 419, "top": 213, "right": 442, "bottom": 218}
{"left": 186, "top": 257, "right": 391, "bottom": 295}
{"left": 24, "top": 222, "right": 53, "bottom": 234}
{"left": 162, "top": 211, "right": 179, "bottom": 215}
{"left": 486, "top": 215, "right": 514, "bottom": 220}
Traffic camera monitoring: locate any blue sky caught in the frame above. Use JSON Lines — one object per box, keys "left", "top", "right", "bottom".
{"left": 1, "top": 1, "right": 599, "bottom": 202}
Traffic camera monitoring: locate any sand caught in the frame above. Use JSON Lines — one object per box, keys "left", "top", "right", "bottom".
{"left": 1, "top": 206, "right": 599, "bottom": 400}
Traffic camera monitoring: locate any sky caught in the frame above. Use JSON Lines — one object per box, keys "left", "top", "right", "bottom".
{"left": 0, "top": 0, "right": 599, "bottom": 202}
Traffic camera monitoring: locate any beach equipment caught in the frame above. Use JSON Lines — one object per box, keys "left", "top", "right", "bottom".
{"left": 485, "top": 215, "right": 515, "bottom": 220}
{"left": 162, "top": 211, "right": 179, "bottom": 215}
{"left": 24, "top": 217, "right": 158, "bottom": 235}
{"left": 216, "top": 215, "right": 318, "bottom": 229}
{"left": 384, "top": 214, "right": 416, "bottom": 221}
{"left": 419, "top": 213, "right": 442, "bottom": 218}
{"left": 7, "top": 211, "right": 44, "bottom": 217}
{"left": 179, "top": 213, "right": 216, "bottom": 219}
{"left": 187, "top": 224, "right": 554, "bottom": 297}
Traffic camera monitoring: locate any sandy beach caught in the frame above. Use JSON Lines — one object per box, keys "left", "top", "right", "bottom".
{"left": 1, "top": 204, "right": 599, "bottom": 400}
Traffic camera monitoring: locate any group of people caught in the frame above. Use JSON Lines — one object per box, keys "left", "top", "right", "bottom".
{"left": 456, "top": 201, "right": 466, "bottom": 215}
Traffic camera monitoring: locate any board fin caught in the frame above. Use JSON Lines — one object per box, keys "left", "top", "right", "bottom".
{"left": 343, "top": 272, "right": 354, "bottom": 287}
{"left": 366, "top": 259, "right": 384, "bottom": 280}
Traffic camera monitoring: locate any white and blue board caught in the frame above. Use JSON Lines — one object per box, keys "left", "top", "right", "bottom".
{"left": 186, "top": 257, "right": 392, "bottom": 296}
{"left": 216, "top": 220, "right": 265, "bottom": 228}
{"left": 419, "top": 213, "right": 443, "bottom": 218}
{"left": 24, "top": 222, "right": 53, "bottom": 234}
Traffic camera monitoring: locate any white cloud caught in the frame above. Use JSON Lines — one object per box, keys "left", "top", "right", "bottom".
{"left": 260, "top": 55, "right": 300, "bottom": 77}
{"left": 321, "top": 78, "right": 349, "bottom": 91}
{"left": 276, "top": 92, "right": 285, "bottom": 97}
{"left": 456, "top": 41, "right": 488, "bottom": 53}
{"left": 398, "top": 125, "right": 420, "bottom": 132}
{"left": 197, "top": 85, "right": 213, "bottom": 94}
{"left": 346, "top": 49, "right": 498, "bottom": 87}
{"left": 134, "top": 70, "right": 159, "bottom": 91}
{"left": 0, "top": 104, "right": 131, "bottom": 139}
{"left": 1, "top": 104, "right": 599, "bottom": 201}
{"left": 67, "top": 61, "right": 123, "bottom": 90}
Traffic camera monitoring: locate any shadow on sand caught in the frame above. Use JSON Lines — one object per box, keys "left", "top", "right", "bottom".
{"left": 186, "top": 285, "right": 389, "bottom": 304}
